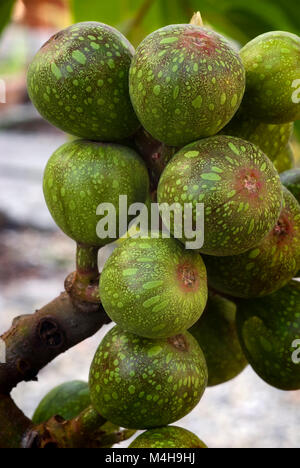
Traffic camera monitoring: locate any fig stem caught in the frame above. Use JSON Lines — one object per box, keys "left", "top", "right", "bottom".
{"left": 190, "top": 11, "right": 204, "bottom": 27}
{"left": 64, "top": 243, "right": 101, "bottom": 303}
{"left": 24, "top": 405, "right": 135, "bottom": 448}
{"left": 76, "top": 243, "right": 99, "bottom": 282}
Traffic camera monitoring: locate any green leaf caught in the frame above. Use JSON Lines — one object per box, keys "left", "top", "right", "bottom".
{"left": 71, "top": 0, "right": 300, "bottom": 47}
{"left": 0, "top": 0, "right": 15, "bottom": 37}
{"left": 188, "top": 0, "right": 299, "bottom": 44}
{"left": 70, "top": 0, "right": 192, "bottom": 46}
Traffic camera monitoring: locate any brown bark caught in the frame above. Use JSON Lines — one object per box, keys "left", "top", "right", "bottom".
{"left": 23, "top": 406, "right": 136, "bottom": 448}
{"left": 0, "top": 292, "right": 110, "bottom": 395}
{"left": 0, "top": 395, "right": 32, "bottom": 448}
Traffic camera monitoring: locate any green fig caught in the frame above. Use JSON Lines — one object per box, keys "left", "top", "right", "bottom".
{"left": 236, "top": 280, "right": 300, "bottom": 390}
{"left": 273, "top": 143, "right": 296, "bottom": 173}
{"left": 32, "top": 381, "right": 90, "bottom": 424}
{"left": 157, "top": 135, "right": 283, "bottom": 256}
{"left": 129, "top": 24, "right": 245, "bottom": 146}
{"left": 221, "top": 111, "right": 293, "bottom": 161}
{"left": 281, "top": 168, "right": 300, "bottom": 203}
{"left": 190, "top": 293, "right": 247, "bottom": 386}
{"left": 89, "top": 326, "right": 208, "bottom": 429}
{"left": 204, "top": 187, "right": 300, "bottom": 298}
{"left": 43, "top": 140, "right": 149, "bottom": 246}
{"left": 100, "top": 236, "right": 208, "bottom": 339}
{"left": 32, "top": 380, "right": 118, "bottom": 441}
{"left": 129, "top": 426, "right": 207, "bottom": 448}
{"left": 27, "top": 22, "right": 140, "bottom": 140}
{"left": 240, "top": 31, "right": 300, "bottom": 123}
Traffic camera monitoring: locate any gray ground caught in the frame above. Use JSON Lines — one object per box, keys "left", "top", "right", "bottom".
{"left": 0, "top": 129, "right": 299, "bottom": 448}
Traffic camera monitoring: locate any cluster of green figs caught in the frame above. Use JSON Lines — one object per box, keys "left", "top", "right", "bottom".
{"left": 27, "top": 16, "right": 300, "bottom": 448}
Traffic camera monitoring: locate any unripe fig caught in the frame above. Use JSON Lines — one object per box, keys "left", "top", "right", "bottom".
{"left": 100, "top": 236, "right": 208, "bottom": 339}
{"left": 221, "top": 112, "right": 293, "bottom": 161}
{"left": 129, "top": 24, "right": 245, "bottom": 146}
{"left": 236, "top": 280, "right": 300, "bottom": 390}
{"left": 89, "top": 326, "right": 208, "bottom": 429}
{"left": 43, "top": 140, "right": 149, "bottom": 245}
{"left": 281, "top": 168, "right": 300, "bottom": 203}
{"left": 190, "top": 293, "right": 247, "bottom": 386}
{"left": 32, "top": 380, "right": 118, "bottom": 439}
{"left": 204, "top": 187, "right": 300, "bottom": 298}
{"left": 240, "top": 31, "right": 300, "bottom": 123}
{"left": 32, "top": 381, "right": 90, "bottom": 424}
{"left": 273, "top": 143, "right": 295, "bottom": 173}
{"left": 281, "top": 168, "right": 300, "bottom": 280}
{"left": 129, "top": 426, "right": 207, "bottom": 448}
{"left": 157, "top": 135, "right": 283, "bottom": 256}
{"left": 27, "top": 22, "right": 140, "bottom": 140}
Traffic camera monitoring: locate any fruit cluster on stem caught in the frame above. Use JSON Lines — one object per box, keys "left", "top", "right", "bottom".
{"left": 2, "top": 9, "right": 300, "bottom": 448}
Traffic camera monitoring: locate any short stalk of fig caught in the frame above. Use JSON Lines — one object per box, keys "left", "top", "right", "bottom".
{"left": 190, "top": 12, "right": 204, "bottom": 27}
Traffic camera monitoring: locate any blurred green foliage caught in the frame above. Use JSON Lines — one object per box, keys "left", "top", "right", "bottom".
{"left": 71, "top": 0, "right": 192, "bottom": 47}
{"left": 71, "top": 0, "right": 300, "bottom": 47}
{"left": 0, "top": 0, "right": 15, "bottom": 36}
{"left": 0, "top": 1, "right": 27, "bottom": 77}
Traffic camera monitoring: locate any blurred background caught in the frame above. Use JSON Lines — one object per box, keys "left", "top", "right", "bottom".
{"left": 0, "top": 0, "right": 300, "bottom": 448}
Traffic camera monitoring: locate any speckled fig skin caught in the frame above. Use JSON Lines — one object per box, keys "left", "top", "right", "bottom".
{"left": 204, "top": 187, "right": 300, "bottom": 298}
{"left": 190, "top": 293, "right": 247, "bottom": 386}
{"left": 236, "top": 280, "right": 300, "bottom": 391}
{"left": 281, "top": 168, "right": 300, "bottom": 203}
{"left": 129, "top": 24, "right": 245, "bottom": 147}
{"left": 89, "top": 326, "right": 208, "bottom": 429}
{"left": 43, "top": 140, "right": 149, "bottom": 245}
{"left": 273, "top": 143, "right": 295, "bottom": 173}
{"left": 157, "top": 135, "right": 283, "bottom": 256}
{"left": 280, "top": 170, "right": 300, "bottom": 278}
{"left": 27, "top": 22, "right": 140, "bottom": 140}
{"left": 221, "top": 111, "right": 293, "bottom": 161}
{"left": 240, "top": 31, "right": 300, "bottom": 124}
{"left": 100, "top": 236, "right": 208, "bottom": 339}
{"left": 134, "top": 128, "right": 178, "bottom": 190}
{"left": 129, "top": 426, "right": 207, "bottom": 448}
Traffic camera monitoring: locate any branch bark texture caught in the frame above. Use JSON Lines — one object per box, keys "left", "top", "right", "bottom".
{"left": 0, "top": 292, "right": 110, "bottom": 395}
